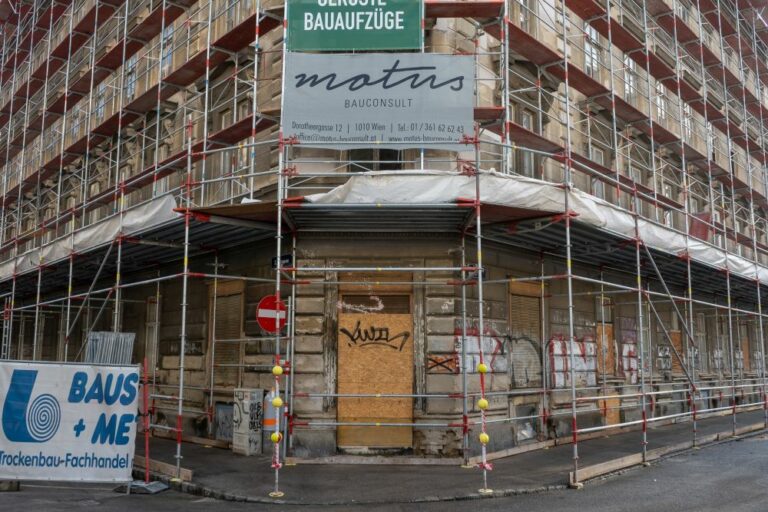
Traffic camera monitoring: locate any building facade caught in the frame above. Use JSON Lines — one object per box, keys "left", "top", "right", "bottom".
{"left": 0, "top": 0, "right": 767, "bottom": 466}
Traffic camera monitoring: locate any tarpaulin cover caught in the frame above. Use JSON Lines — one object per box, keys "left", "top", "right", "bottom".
{"left": 0, "top": 194, "right": 178, "bottom": 280}
{"left": 306, "top": 170, "right": 768, "bottom": 285}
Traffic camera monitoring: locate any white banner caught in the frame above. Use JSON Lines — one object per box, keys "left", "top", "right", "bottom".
{"left": 0, "top": 361, "right": 140, "bottom": 482}
{"left": 282, "top": 53, "right": 475, "bottom": 150}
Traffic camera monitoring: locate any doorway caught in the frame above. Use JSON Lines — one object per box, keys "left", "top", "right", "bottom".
{"left": 337, "top": 289, "right": 414, "bottom": 449}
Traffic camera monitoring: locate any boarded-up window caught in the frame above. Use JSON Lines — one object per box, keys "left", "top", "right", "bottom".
{"left": 509, "top": 295, "right": 541, "bottom": 388}
{"left": 596, "top": 324, "right": 615, "bottom": 377}
{"left": 695, "top": 313, "right": 707, "bottom": 372}
{"left": 337, "top": 291, "right": 413, "bottom": 448}
{"left": 509, "top": 281, "right": 543, "bottom": 388}
{"left": 670, "top": 330, "right": 684, "bottom": 375}
{"left": 741, "top": 321, "right": 751, "bottom": 373}
{"left": 209, "top": 281, "right": 244, "bottom": 391}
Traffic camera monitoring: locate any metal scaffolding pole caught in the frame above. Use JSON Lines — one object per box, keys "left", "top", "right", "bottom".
{"left": 473, "top": 129, "right": 490, "bottom": 494}
{"left": 460, "top": 234, "right": 470, "bottom": 465}
{"left": 540, "top": 254, "right": 548, "bottom": 439}
{"left": 173, "top": 113, "right": 195, "bottom": 478}
{"left": 269, "top": 6, "right": 289, "bottom": 497}
{"left": 669, "top": 0, "right": 699, "bottom": 444}
{"left": 26, "top": 2, "right": 45, "bottom": 361}
{"left": 500, "top": 0, "right": 511, "bottom": 175}
{"left": 558, "top": 0, "right": 581, "bottom": 487}
{"left": 286, "top": 232, "right": 297, "bottom": 456}
{"left": 207, "top": 253, "right": 219, "bottom": 438}
{"left": 725, "top": 268, "right": 738, "bottom": 434}
{"left": 111, "top": 0, "right": 133, "bottom": 333}
{"left": 633, "top": 197, "right": 649, "bottom": 463}
{"left": 713, "top": 0, "right": 740, "bottom": 437}
{"left": 248, "top": 0, "right": 262, "bottom": 200}
{"left": 0, "top": 22, "right": 10, "bottom": 251}
{"left": 601, "top": 0, "right": 623, "bottom": 216}
{"left": 199, "top": 0, "right": 215, "bottom": 205}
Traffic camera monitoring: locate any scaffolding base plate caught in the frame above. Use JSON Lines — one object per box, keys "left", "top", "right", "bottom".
{"left": 269, "top": 491, "right": 285, "bottom": 498}
{"left": 478, "top": 488, "right": 494, "bottom": 495}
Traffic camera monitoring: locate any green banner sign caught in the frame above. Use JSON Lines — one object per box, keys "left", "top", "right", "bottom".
{"left": 287, "top": 0, "right": 422, "bottom": 51}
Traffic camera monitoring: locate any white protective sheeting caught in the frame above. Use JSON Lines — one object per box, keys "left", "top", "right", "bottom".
{"left": 0, "top": 194, "right": 179, "bottom": 280}
{"left": 307, "top": 170, "right": 768, "bottom": 285}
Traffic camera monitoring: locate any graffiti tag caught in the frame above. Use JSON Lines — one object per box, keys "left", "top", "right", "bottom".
{"left": 340, "top": 320, "right": 410, "bottom": 351}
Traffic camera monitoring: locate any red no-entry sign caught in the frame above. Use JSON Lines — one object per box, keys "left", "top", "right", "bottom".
{"left": 256, "top": 294, "right": 287, "bottom": 333}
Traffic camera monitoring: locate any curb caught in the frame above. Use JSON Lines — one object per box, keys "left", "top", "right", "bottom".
{"left": 576, "top": 425, "right": 767, "bottom": 487}
{"left": 132, "top": 468, "right": 567, "bottom": 506}
{"left": 133, "top": 424, "right": 767, "bottom": 506}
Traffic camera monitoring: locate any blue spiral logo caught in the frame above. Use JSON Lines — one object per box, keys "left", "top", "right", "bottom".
{"left": 27, "top": 394, "right": 60, "bottom": 442}
{"left": 2, "top": 370, "right": 61, "bottom": 443}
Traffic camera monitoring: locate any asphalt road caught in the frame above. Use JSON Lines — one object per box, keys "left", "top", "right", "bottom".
{"left": 2, "top": 435, "right": 767, "bottom": 511}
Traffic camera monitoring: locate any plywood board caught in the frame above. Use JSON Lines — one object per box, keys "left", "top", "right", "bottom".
{"left": 670, "top": 330, "right": 683, "bottom": 375}
{"left": 339, "top": 273, "right": 412, "bottom": 293}
{"left": 600, "top": 397, "right": 621, "bottom": 425}
{"left": 337, "top": 312, "right": 413, "bottom": 448}
{"left": 596, "top": 324, "right": 615, "bottom": 377}
{"left": 742, "top": 340, "right": 751, "bottom": 372}
{"left": 509, "top": 280, "right": 542, "bottom": 297}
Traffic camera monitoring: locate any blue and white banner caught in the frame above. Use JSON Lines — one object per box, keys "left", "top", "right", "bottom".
{"left": 0, "top": 361, "right": 139, "bottom": 482}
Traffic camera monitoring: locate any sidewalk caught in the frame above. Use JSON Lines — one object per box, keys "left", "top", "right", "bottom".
{"left": 134, "top": 409, "right": 766, "bottom": 505}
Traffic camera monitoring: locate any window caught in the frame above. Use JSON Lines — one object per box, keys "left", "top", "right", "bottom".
{"left": 729, "top": 149, "right": 736, "bottom": 176}
{"left": 161, "top": 24, "right": 174, "bottom": 74}
{"left": 95, "top": 83, "right": 107, "bottom": 119}
{"left": 713, "top": 209, "right": 724, "bottom": 248}
{"left": 515, "top": 0, "right": 533, "bottom": 32}
{"left": 88, "top": 181, "right": 102, "bottom": 224}
{"left": 682, "top": 104, "right": 693, "bottom": 140}
{"left": 707, "top": 122, "right": 716, "bottom": 161}
{"left": 519, "top": 110, "right": 535, "bottom": 177}
{"left": 695, "top": 313, "right": 707, "bottom": 372}
{"left": 590, "top": 146, "right": 605, "bottom": 199}
{"left": 70, "top": 110, "right": 81, "bottom": 139}
{"left": 660, "top": 180, "right": 673, "bottom": 227}
{"left": 584, "top": 24, "right": 601, "bottom": 79}
{"left": 219, "top": 109, "right": 232, "bottom": 179}
{"left": 628, "top": 165, "right": 643, "bottom": 186}
{"left": 226, "top": 0, "right": 238, "bottom": 30}
{"left": 348, "top": 148, "right": 402, "bottom": 172}
{"left": 125, "top": 55, "right": 138, "bottom": 99}
{"left": 655, "top": 82, "right": 667, "bottom": 120}
{"left": 624, "top": 56, "right": 637, "bottom": 101}
{"left": 675, "top": 1, "right": 690, "bottom": 23}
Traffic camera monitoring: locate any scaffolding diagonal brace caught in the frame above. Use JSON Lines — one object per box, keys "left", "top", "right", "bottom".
{"left": 647, "top": 295, "right": 697, "bottom": 389}
{"left": 643, "top": 242, "right": 699, "bottom": 354}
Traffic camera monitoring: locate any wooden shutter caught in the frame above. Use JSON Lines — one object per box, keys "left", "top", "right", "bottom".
{"left": 509, "top": 292, "right": 542, "bottom": 388}
{"left": 209, "top": 281, "right": 244, "bottom": 390}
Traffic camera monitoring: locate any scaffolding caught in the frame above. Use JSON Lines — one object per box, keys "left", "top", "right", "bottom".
{"left": 0, "top": 0, "right": 768, "bottom": 498}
